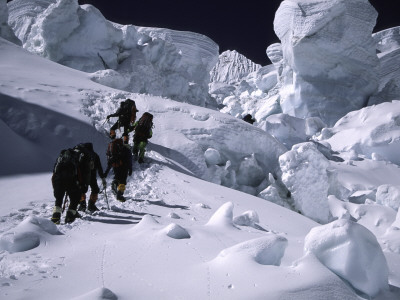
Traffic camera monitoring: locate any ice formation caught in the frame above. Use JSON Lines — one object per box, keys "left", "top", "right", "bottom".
{"left": 261, "top": 113, "right": 326, "bottom": 149}
{"left": 369, "top": 26, "right": 400, "bottom": 105}
{"left": 7, "top": 0, "right": 219, "bottom": 107}
{"left": 305, "top": 219, "right": 389, "bottom": 297}
{"left": 210, "top": 50, "right": 261, "bottom": 85}
{"left": 274, "top": 0, "right": 379, "bottom": 126}
{"left": 320, "top": 101, "right": 400, "bottom": 165}
{"left": 376, "top": 184, "right": 400, "bottom": 211}
{"left": 279, "top": 142, "right": 333, "bottom": 223}
{"left": 0, "top": 0, "right": 20, "bottom": 44}
{"left": 209, "top": 50, "right": 281, "bottom": 123}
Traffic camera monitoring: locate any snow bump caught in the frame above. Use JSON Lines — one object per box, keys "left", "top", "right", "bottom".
{"left": 0, "top": 216, "right": 62, "bottom": 253}
{"left": 304, "top": 219, "right": 389, "bottom": 297}
{"left": 214, "top": 235, "right": 288, "bottom": 266}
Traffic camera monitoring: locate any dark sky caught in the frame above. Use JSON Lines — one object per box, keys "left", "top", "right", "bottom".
{"left": 7, "top": 0, "right": 400, "bottom": 65}
{"left": 76, "top": 0, "right": 399, "bottom": 65}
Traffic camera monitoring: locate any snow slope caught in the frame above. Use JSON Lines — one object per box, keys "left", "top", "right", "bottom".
{"left": 1, "top": 0, "right": 400, "bottom": 299}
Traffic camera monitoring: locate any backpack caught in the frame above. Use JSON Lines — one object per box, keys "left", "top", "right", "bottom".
{"left": 73, "top": 143, "right": 95, "bottom": 185}
{"left": 134, "top": 112, "right": 153, "bottom": 140}
{"left": 106, "top": 138, "right": 124, "bottom": 167}
{"left": 53, "top": 148, "right": 79, "bottom": 182}
{"left": 119, "top": 99, "right": 138, "bottom": 123}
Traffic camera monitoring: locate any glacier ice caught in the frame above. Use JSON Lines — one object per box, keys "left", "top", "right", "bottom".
{"left": 369, "top": 26, "right": 400, "bottom": 105}
{"left": 376, "top": 184, "right": 400, "bottom": 211}
{"left": 7, "top": 0, "right": 219, "bottom": 107}
{"left": 279, "top": 142, "right": 333, "bottom": 223}
{"left": 274, "top": 0, "right": 379, "bottom": 126}
{"left": 0, "top": 0, "right": 20, "bottom": 45}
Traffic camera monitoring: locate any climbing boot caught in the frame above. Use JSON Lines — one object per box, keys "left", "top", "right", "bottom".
{"left": 65, "top": 209, "right": 81, "bottom": 224}
{"left": 116, "top": 191, "right": 126, "bottom": 202}
{"left": 78, "top": 194, "right": 86, "bottom": 211}
{"left": 88, "top": 201, "right": 99, "bottom": 212}
{"left": 51, "top": 206, "right": 62, "bottom": 224}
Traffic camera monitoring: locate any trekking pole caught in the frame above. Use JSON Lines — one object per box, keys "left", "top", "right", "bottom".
{"left": 62, "top": 193, "right": 69, "bottom": 213}
{"left": 103, "top": 182, "right": 110, "bottom": 210}
{"left": 101, "top": 118, "right": 109, "bottom": 126}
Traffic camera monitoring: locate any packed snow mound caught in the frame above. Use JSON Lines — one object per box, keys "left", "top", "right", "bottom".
{"left": 210, "top": 50, "right": 261, "bottom": 85}
{"left": 233, "top": 210, "right": 259, "bottom": 226}
{"left": 304, "top": 219, "right": 389, "bottom": 297}
{"left": 71, "top": 287, "right": 118, "bottom": 300}
{"left": 319, "top": 101, "right": 400, "bottom": 165}
{"left": 206, "top": 202, "right": 236, "bottom": 228}
{"left": 279, "top": 142, "right": 334, "bottom": 223}
{"left": 161, "top": 223, "right": 191, "bottom": 239}
{"left": 213, "top": 235, "right": 288, "bottom": 266}
{"left": 7, "top": 0, "right": 219, "bottom": 107}
{"left": 0, "top": 216, "right": 62, "bottom": 253}
{"left": 274, "top": 0, "right": 379, "bottom": 126}
{"left": 369, "top": 27, "right": 400, "bottom": 105}
{"left": 0, "top": 0, "right": 20, "bottom": 44}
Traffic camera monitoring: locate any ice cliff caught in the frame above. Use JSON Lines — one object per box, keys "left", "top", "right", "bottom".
{"left": 7, "top": 0, "right": 219, "bottom": 107}
{"left": 369, "top": 26, "right": 400, "bottom": 105}
{"left": 0, "top": 0, "right": 20, "bottom": 44}
{"left": 274, "top": 0, "right": 379, "bottom": 126}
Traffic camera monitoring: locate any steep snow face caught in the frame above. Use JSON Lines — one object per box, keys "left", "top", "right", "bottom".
{"left": 0, "top": 0, "right": 20, "bottom": 45}
{"left": 369, "top": 27, "right": 400, "bottom": 106}
{"left": 7, "top": 0, "right": 218, "bottom": 107}
{"left": 0, "top": 36, "right": 287, "bottom": 196}
{"left": 210, "top": 50, "right": 261, "bottom": 85}
{"left": 274, "top": 0, "right": 379, "bottom": 126}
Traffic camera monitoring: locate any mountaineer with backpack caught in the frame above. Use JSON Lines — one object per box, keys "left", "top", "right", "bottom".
{"left": 130, "top": 112, "right": 153, "bottom": 164}
{"left": 104, "top": 138, "right": 133, "bottom": 202}
{"left": 75, "top": 143, "right": 106, "bottom": 213}
{"left": 106, "top": 98, "right": 139, "bottom": 144}
{"left": 51, "top": 145, "right": 93, "bottom": 224}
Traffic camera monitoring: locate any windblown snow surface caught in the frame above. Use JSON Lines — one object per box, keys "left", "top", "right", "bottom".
{"left": 1, "top": 0, "right": 400, "bottom": 299}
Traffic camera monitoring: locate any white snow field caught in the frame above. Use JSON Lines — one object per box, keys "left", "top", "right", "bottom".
{"left": 1, "top": 0, "right": 400, "bottom": 299}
